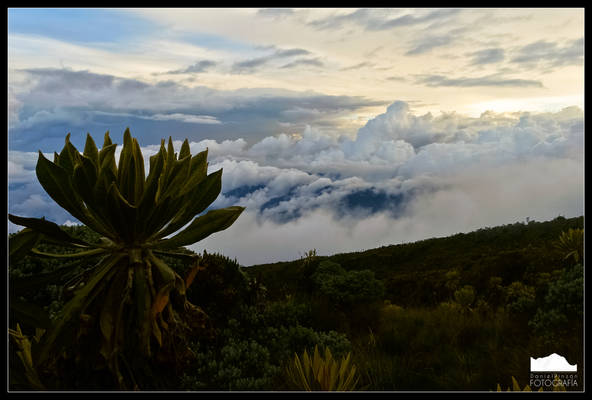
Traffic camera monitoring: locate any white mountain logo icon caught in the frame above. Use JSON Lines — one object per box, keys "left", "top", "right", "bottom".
{"left": 530, "top": 353, "right": 577, "bottom": 372}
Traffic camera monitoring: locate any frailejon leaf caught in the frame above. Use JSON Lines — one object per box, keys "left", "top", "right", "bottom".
{"left": 37, "top": 253, "right": 124, "bottom": 365}
{"left": 98, "top": 143, "right": 118, "bottom": 179}
{"left": 147, "top": 251, "right": 176, "bottom": 286}
{"left": 143, "top": 195, "right": 172, "bottom": 240}
{"left": 134, "top": 262, "right": 152, "bottom": 357}
{"left": 56, "top": 133, "right": 80, "bottom": 174}
{"left": 158, "top": 156, "right": 191, "bottom": 204}
{"left": 185, "top": 263, "right": 206, "bottom": 289}
{"left": 36, "top": 152, "right": 113, "bottom": 237}
{"left": 179, "top": 138, "right": 191, "bottom": 160}
{"left": 117, "top": 128, "right": 135, "bottom": 203}
{"left": 73, "top": 161, "right": 117, "bottom": 237}
{"left": 151, "top": 281, "right": 174, "bottom": 318}
{"left": 103, "top": 131, "right": 112, "bottom": 148}
{"left": 155, "top": 206, "right": 245, "bottom": 250}
{"left": 72, "top": 157, "right": 98, "bottom": 201}
{"left": 83, "top": 133, "right": 99, "bottom": 170}
{"left": 152, "top": 318, "right": 162, "bottom": 347}
{"left": 180, "top": 149, "right": 208, "bottom": 196}
{"left": 10, "top": 259, "right": 85, "bottom": 295}
{"left": 100, "top": 266, "right": 128, "bottom": 343}
{"left": 31, "top": 248, "right": 106, "bottom": 259}
{"left": 137, "top": 150, "right": 165, "bottom": 238}
{"left": 153, "top": 169, "right": 222, "bottom": 240}
{"left": 35, "top": 152, "right": 87, "bottom": 223}
{"left": 131, "top": 138, "right": 145, "bottom": 205}
{"left": 164, "top": 137, "right": 175, "bottom": 179}
{"left": 8, "top": 214, "right": 90, "bottom": 247}
{"left": 107, "top": 182, "right": 139, "bottom": 243}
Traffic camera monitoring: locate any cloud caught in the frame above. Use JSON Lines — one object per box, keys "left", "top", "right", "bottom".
{"left": 372, "top": 8, "right": 462, "bottom": 30}
{"left": 308, "top": 8, "right": 461, "bottom": 32}
{"left": 385, "top": 76, "right": 406, "bottom": 82}
{"left": 8, "top": 67, "right": 384, "bottom": 151}
{"left": 8, "top": 101, "right": 583, "bottom": 265}
{"left": 340, "top": 62, "right": 374, "bottom": 71}
{"left": 280, "top": 58, "right": 324, "bottom": 69}
{"left": 194, "top": 152, "right": 583, "bottom": 265}
{"left": 415, "top": 73, "right": 543, "bottom": 88}
{"left": 510, "top": 38, "right": 583, "bottom": 69}
{"left": 256, "top": 8, "right": 295, "bottom": 19}
{"left": 231, "top": 47, "right": 313, "bottom": 73}
{"left": 405, "top": 34, "right": 455, "bottom": 55}
{"left": 468, "top": 48, "right": 505, "bottom": 65}
{"left": 144, "top": 113, "right": 221, "bottom": 124}
{"left": 157, "top": 60, "right": 218, "bottom": 75}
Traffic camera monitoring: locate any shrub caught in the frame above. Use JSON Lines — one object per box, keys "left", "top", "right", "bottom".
{"left": 529, "top": 264, "right": 583, "bottom": 342}
{"left": 311, "top": 261, "right": 385, "bottom": 306}
{"left": 505, "top": 281, "right": 536, "bottom": 314}
{"left": 454, "top": 285, "right": 475, "bottom": 311}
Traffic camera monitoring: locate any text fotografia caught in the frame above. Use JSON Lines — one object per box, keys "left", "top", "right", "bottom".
{"left": 529, "top": 373, "right": 578, "bottom": 389}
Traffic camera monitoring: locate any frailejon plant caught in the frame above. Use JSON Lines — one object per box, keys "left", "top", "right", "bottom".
{"left": 554, "top": 228, "right": 584, "bottom": 264}
{"left": 8, "top": 129, "right": 244, "bottom": 389}
{"left": 285, "top": 345, "right": 359, "bottom": 391}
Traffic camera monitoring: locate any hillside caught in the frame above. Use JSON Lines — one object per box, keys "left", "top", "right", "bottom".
{"left": 245, "top": 215, "right": 584, "bottom": 306}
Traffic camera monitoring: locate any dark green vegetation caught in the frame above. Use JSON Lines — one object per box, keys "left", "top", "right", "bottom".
{"left": 246, "top": 215, "right": 584, "bottom": 390}
{"left": 10, "top": 209, "right": 583, "bottom": 390}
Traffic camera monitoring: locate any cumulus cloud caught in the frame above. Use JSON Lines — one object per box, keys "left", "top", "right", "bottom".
{"left": 194, "top": 154, "right": 583, "bottom": 265}
{"left": 8, "top": 100, "right": 583, "bottom": 265}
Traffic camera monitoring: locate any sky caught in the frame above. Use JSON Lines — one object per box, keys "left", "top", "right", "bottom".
{"left": 7, "top": 8, "right": 585, "bottom": 265}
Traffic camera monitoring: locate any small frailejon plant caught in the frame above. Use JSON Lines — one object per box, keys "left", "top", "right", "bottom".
{"left": 554, "top": 228, "right": 584, "bottom": 264}
{"left": 285, "top": 345, "right": 359, "bottom": 391}
{"left": 8, "top": 129, "right": 244, "bottom": 389}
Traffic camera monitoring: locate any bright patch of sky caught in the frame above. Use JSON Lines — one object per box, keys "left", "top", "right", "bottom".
{"left": 9, "top": 8, "right": 157, "bottom": 46}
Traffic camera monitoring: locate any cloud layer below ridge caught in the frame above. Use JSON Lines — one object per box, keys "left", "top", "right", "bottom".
{"left": 8, "top": 101, "right": 584, "bottom": 265}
